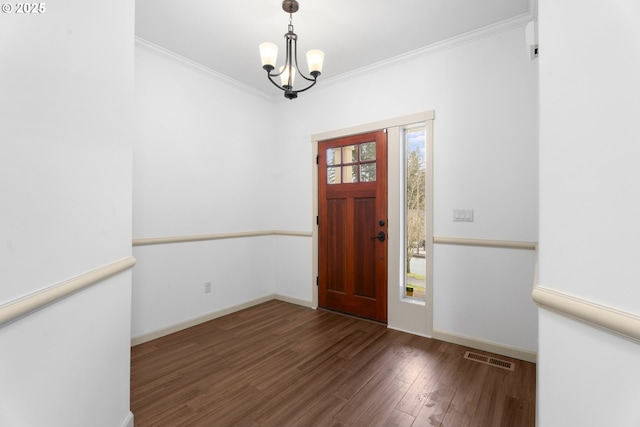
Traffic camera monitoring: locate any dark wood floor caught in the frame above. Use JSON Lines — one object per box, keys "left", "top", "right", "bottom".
{"left": 131, "top": 300, "right": 536, "bottom": 427}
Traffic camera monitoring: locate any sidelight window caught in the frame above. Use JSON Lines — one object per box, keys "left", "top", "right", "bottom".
{"left": 403, "top": 127, "right": 426, "bottom": 300}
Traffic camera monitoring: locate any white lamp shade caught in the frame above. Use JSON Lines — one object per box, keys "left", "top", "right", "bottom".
{"left": 306, "top": 49, "right": 324, "bottom": 74}
{"left": 259, "top": 42, "right": 278, "bottom": 67}
{"left": 279, "top": 65, "right": 296, "bottom": 86}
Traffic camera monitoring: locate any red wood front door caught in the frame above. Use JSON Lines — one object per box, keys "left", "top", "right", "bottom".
{"left": 318, "top": 130, "right": 388, "bottom": 322}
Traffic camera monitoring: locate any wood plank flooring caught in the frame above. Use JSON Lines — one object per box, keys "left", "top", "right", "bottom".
{"left": 131, "top": 300, "right": 536, "bottom": 427}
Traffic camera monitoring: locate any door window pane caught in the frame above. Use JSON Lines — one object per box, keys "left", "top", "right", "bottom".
{"left": 343, "top": 145, "right": 358, "bottom": 163}
{"left": 327, "top": 167, "right": 341, "bottom": 184}
{"left": 360, "top": 163, "right": 376, "bottom": 182}
{"left": 326, "top": 148, "right": 341, "bottom": 165}
{"left": 342, "top": 165, "right": 358, "bottom": 183}
{"left": 360, "top": 142, "right": 376, "bottom": 161}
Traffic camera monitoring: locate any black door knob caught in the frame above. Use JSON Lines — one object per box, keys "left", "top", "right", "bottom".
{"left": 370, "top": 231, "right": 386, "bottom": 242}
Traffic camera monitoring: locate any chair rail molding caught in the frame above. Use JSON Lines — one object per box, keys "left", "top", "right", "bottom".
{"left": 132, "top": 230, "right": 312, "bottom": 247}
{"left": 0, "top": 256, "right": 136, "bottom": 328}
{"left": 532, "top": 285, "right": 640, "bottom": 343}
{"left": 433, "top": 236, "right": 537, "bottom": 251}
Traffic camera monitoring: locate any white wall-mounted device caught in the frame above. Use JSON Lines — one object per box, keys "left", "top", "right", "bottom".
{"left": 525, "top": 21, "right": 538, "bottom": 60}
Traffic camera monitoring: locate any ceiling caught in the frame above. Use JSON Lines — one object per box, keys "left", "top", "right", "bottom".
{"left": 135, "top": 0, "right": 533, "bottom": 97}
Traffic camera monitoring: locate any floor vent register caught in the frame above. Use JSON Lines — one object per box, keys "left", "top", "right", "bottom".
{"left": 463, "top": 351, "right": 515, "bottom": 371}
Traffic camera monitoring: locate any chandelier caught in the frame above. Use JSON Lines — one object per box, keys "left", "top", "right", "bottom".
{"left": 259, "top": 0, "right": 324, "bottom": 100}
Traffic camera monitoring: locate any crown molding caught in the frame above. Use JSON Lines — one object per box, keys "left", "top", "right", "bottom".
{"left": 135, "top": 36, "right": 276, "bottom": 101}
{"left": 319, "top": 12, "right": 535, "bottom": 89}
{"left": 136, "top": 11, "right": 534, "bottom": 103}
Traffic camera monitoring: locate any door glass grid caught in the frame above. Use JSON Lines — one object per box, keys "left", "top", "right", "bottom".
{"left": 327, "top": 142, "right": 376, "bottom": 185}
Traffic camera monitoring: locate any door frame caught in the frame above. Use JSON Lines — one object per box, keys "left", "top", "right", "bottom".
{"left": 311, "top": 111, "right": 435, "bottom": 337}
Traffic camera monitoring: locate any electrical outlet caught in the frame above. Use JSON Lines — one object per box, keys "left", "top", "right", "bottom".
{"left": 204, "top": 281, "right": 212, "bottom": 293}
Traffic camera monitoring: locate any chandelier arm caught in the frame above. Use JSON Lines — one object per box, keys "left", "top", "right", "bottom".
{"left": 265, "top": 73, "right": 288, "bottom": 92}
{"left": 265, "top": 72, "right": 317, "bottom": 93}
{"left": 289, "top": 77, "right": 318, "bottom": 94}
{"left": 292, "top": 41, "right": 316, "bottom": 83}
{"left": 264, "top": 70, "right": 317, "bottom": 95}
{"left": 298, "top": 74, "right": 316, "bottom": 83}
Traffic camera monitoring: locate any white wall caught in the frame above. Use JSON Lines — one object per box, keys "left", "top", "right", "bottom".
{"left": 132, "top": 42, "right": 279, "bottom": 339}
{"left": 132, "top": 22, "right": 538, "bottom": 355}
{"left": 537, "top": 0, "right": 640, "bottom": 424}
{"left": 275, "top": 23, "right": 539, "bottom": 353}
{"left": 434, "top": 245, "right": 537, "bottom": 350}
{"left": 0, "top": 1, "right": 134, "bottom": 426}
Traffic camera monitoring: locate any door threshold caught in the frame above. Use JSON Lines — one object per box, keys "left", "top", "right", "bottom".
{"left": 318, "top": 306, "right": 387, "bottom": 325}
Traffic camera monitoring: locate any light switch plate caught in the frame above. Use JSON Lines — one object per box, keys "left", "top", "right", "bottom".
{"left": 453, "top": 209, "right": 474, "bottom": 222}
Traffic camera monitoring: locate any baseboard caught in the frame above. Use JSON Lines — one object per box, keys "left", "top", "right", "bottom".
{"left": 387, "top": 325, "right": 431, "bottom": 339}
{"left": 273, "top": 293, "right": 313, "bottom": 308}
{"left": 129, "top": 296, "right": 536, "bottom": 365}
{"left": 131, "top": 295, "right": 275, "bottom": 346}
{"left": 131, "top": 294, "right": 313, "bottom": 346}
{"left": 432, "top": 328, "right": 537, "bottom": 363}
{"left": 120, "top": 411, "right": 134, "bottom": 427}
